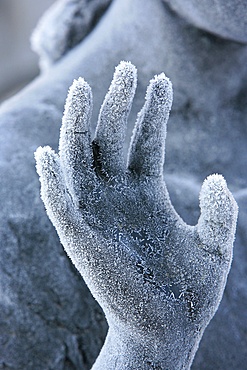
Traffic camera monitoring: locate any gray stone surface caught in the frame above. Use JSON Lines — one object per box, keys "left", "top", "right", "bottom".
{"left": 0, "top": 0, "right": 55, "bottom": 100}
{"left": 31, "top": 0, "right": 112, "bottom": 70}
{"left": 164, "top": 0, "right": 247, "bottom": 43}
{"left": 0, "top": 0, "right": 246, "bottom": 368}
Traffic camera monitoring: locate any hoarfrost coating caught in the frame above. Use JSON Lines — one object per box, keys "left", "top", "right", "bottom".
{"left": 35, "top": 61, "right": 238, "bottom": 369}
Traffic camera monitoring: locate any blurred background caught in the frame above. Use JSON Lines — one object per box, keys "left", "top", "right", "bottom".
{"left": 0, "top": 0, "right": 55, "bottom": 102}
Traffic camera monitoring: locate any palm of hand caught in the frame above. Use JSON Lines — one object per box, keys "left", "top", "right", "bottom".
{"left": 35, "top": 62, "right": 237, "bottom": 343}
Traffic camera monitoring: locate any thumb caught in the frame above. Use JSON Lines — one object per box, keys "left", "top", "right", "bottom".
{"left": 197, "top": 174, "right": 238, "bottom": 260}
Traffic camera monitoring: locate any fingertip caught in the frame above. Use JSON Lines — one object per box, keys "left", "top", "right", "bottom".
{"left": 199, "top": 174, "right": 227, "bottom": 216}
{"left": 111, "top": 61, "right": 137, "bottom": 94}
{"left": 115, "top": 60, "right": 137, "bottom": 80}
{"left": 70, "top": 77, "right": 92, "bottom": 95}
{"left": 34, "top": 145, "right": 45, "bottom": 163}
{"left": 198, "top": 174, "right": 238, "bottom": 257}
{"left": 146, "top": 72, "right": 173, "bottom": 110}
{"left": 34, "top": 144, "right": 55, "bottom": 158}
{"left": 35, "top": 145, "right": 73, "bottom": 229}
{"left": 34, "top": 145, "right": 58, "bottom": 177}
{"left": 63, "top": 77, "right": 93, "bottom": 119}
{"left": 199, "top": 174, "right": 238, "bottom": 225}
{"left": 70, "top": 76, "right": 92, "bottom": 99}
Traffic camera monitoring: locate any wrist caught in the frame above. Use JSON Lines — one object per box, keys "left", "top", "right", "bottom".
{"left": 92, "top": 324, "right": 201, "bottom": 369}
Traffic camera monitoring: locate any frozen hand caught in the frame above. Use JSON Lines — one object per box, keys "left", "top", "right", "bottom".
{"left": 35, "top": 62, "right": 238, "bottom": 369}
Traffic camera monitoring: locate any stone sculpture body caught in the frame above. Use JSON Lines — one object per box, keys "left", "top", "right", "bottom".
{"left": 0, "top": 0, "right": 247, "bottom": 368}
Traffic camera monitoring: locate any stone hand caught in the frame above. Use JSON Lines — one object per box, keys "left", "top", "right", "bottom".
{"left": 35, "top": 61, "right": 238, "bottom": 369}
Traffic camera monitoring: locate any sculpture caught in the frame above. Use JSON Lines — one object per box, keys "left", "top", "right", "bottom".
{"left": 0, "top": 0, "right": 246, "bottom": 368}
{"left": 35, "top": 61, "right": 237, "bottom": 369}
